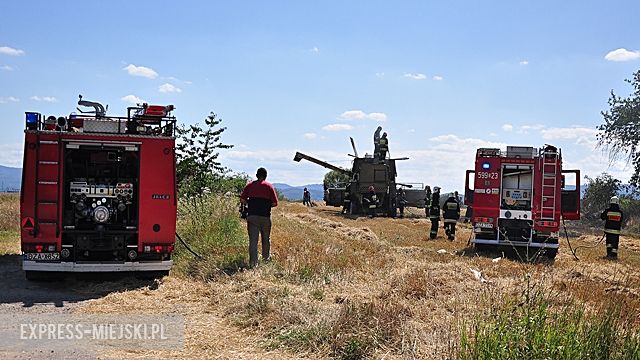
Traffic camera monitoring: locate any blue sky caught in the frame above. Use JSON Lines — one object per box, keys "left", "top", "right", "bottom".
{"left": 1, "top": 1, "right": 639, "bottom": 191}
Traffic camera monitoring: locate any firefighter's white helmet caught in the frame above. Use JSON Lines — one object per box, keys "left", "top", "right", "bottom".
{"left": 610, "top": 196, "right": 620, "bottom": 205}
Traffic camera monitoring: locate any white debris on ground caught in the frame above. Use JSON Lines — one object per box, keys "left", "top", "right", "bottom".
{"left": 469, "top": 268, "right": 491, "bottom": 283}
{"left": 492, "top": 257, "right": 502, "bottom": 263}
{"left": 436, "top": 249, "right": 448, "bottom": 254}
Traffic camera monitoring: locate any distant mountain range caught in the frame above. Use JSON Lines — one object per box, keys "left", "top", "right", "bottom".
{"left": 273, "top": 183, "right": 324, "bottom": 201}
{"left": 0, "top": 165, "right": 21, "bottom": 192}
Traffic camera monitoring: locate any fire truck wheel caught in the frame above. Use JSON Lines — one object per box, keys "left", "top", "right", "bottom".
{"left": 544, "top": 249, "right": 558, "bottom": 260}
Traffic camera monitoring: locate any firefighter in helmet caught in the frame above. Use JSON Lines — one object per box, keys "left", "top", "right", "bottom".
{"left": 364, "top": 185, "right": 378, "bottom": 218}
{"left": 442, "top": 191, "right": 461, "bottom": 241}
{"left": 429, "top": 187, "right": 441, "bottom": 239}
{"left": 342, "top": 183, "right": 352, "bottom": 214}
{"left": 373, "top": 126, "right": 382, "bottom": 157}
{"left": 396, "top": 187, "right": 407, "bottom": 218}
{"left": 378, "top": 132, "right": 389, "bottom": 160}
{"left": 424, "top": 185, "right": 432, "bottom": 218}
{"left": 601, "top": 196, "right": 624, "bottom": 259}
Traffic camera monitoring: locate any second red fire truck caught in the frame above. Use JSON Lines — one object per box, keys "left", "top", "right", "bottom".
{"left": 464, "top": 145, "right": 580, "bottom": 259}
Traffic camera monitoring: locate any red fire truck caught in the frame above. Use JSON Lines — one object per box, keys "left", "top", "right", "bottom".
{"left": 20, "top": 95, "right": 177, "bottom": 279}
{"left": 464, "top": 145, "right": 580, "bottom": 259}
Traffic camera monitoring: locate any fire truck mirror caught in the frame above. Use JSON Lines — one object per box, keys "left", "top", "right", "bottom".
{"left": 561, "top": 175, "right": 566, "bottom": 189}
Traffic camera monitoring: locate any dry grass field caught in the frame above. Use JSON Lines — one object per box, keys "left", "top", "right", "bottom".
{"left": 1, "top": 195, "right": 639, "bottom": 359}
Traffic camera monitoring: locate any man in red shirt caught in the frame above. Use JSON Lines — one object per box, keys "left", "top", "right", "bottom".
{"left": 240, "top": 167, "right": 279, "bottom": 268}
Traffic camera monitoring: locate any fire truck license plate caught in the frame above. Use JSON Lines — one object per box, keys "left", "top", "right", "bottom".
{"left": 24, "top": 253, "right": 60, "bottom": 261}
{"left": 476, "top": 222, "right": 493, "bottom": 229}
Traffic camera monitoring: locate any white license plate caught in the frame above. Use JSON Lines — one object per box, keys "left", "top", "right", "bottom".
{"left": 24, "top": 253, "right": 60, "bottom": 261}
{"left": 476, "top": 222, "right": 493, "bottom": 229}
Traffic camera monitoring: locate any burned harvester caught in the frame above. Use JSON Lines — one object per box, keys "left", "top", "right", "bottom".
{"left": 293, "top": 138, "right": 426, "bottom": 216}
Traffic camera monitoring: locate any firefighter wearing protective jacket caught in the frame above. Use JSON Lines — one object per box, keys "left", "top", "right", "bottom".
{"left": 364, "top": 185, "right": 378, "bottom": 218}
{"left": 429, "top": 187, "right": 441, "bottom": 239}
{"left": 442, "top": 192, "right": 461, "bottom": 241}
{"left": 342, "top": 184, "right": 352, "bottom": 214}
{"left": 378, "top": 132, "right": 389, "bottom": 160}
{"left": 601, "top": 196, "right": 624, "bottom": 259}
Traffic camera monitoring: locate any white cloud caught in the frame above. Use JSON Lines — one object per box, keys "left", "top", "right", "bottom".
{"left": 502, "top": 124, "right": 513, "bottom": 132}
{"left": 303, "top": 132, "right": 317, "bottom": 140}
{"left": 396, "top": 134, "right": 508, "bottom": 191}
{"left": 518, "top": 124, "right": 545, "bottom": 134}
{"left": 604, "top": 48, "right": 640, "bottom": 62}
{"left": 540, "top": 126, "right": 599, "bottom": 148}
{"left": 404, "top": 73, "right": 427, "bottom": 80}
{"left": 0, "top": 46, "right": 25, "bottom": 56}
{"left": 322, "top": 123, "right": 354, "bottom": 131}
{"left": 310, "top": 46, "right": 319, "bottom": 53}
{"left": 375, "top": 72, "right": 385, "bottom": 78}
{"left": 30, "top": 96, "right": 57, "bottom": 102}
{"left": 0, "top": 65, "right": 13, "bottom": 71}
{"left": 0, "top": 96, "right": 19, "bottom": 103}
{"left": 158, "top": 83, "right": 182, "bottom": 93}
{"left": 0, "top": 143, "right": 24, "bottom": 167}
{"left": 123, "top": 64, "right": 158, "bottom": 79}
{"left": 432, "top": 75, "right": 443, "bottom": 81}
{"left": 519, "top": 60, "right": 529, "bottom": 65}
{"left": 339, "top": 110, "right": 387, "bottom": 122}
{"left": 121, "top": 94, "right": 145, "bottom": 104}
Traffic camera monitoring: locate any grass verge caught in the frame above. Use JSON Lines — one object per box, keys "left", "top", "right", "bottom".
{"left": 173, "top": 194, "right": 247, "bottom": 279}
{"left": 459, "top": 276, "right": 640, "bottom": 359}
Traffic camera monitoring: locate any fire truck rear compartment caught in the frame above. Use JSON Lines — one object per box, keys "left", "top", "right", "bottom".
{"left": 62, "top": 145, "right": 148, "bottom": 261}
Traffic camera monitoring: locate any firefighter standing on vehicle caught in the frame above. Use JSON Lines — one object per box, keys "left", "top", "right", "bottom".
{"left": 373, "top": 126, "right": 382, "bottom": 156}
{"left": 601, "top": 196, "right": 624, "bottom": 259}
{"left": 442, "top": 191, "right": 461, "bottom": 241}
{"left": 378, "top": 132, "right": 389, "bottom": 160}
{"left": 429, "top": 187, "right": 441, "bottom": 239}
{"left": 364, "top": 185, "right": 378, "bottom": 218}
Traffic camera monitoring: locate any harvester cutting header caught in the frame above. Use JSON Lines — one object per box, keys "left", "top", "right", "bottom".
{"left": 20, "top": 95, "right": 178, "bottom": 279}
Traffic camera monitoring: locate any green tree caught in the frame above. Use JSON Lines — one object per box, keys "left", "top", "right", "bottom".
{"left": 598, "top": 70, "right": 640, "bottom": 186}
{"left": 176, "top": 111, "right": 234, "bottom": 197}
{"left": 323, "top": 170, "right": 351, "bottom": 189}
{"left": 581, "top": 173, "right": 621, "bottom": 223}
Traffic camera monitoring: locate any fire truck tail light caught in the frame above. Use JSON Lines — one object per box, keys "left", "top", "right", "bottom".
{"left": 474, "top": 217, "right": 494, "bottom": 223}
{"left": 143, "top": 244, "right": 174, "bottom": 253}
{"left": 537, "top": 221, "right": 558, "bottom": 227}
{"left": 35, "top": 245, "right": 43, "bottom": 253}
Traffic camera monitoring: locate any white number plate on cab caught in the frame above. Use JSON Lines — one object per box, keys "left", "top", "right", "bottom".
{"left": 24, "top": 253, "right": 60, "bottom": 261}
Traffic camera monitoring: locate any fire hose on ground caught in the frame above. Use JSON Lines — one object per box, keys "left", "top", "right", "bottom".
{"left": 563, "top": 217, "right": 605, "bottom": 261}
{"left": 175, "top": 232, "right": 203, "bottom": 259}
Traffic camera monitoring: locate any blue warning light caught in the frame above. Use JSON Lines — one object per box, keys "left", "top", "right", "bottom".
{"left": 25, "top": 112, "right": 39, "bottom": 124}
{"left": 482, "top": 162, "right": 491, "bottom": 170}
